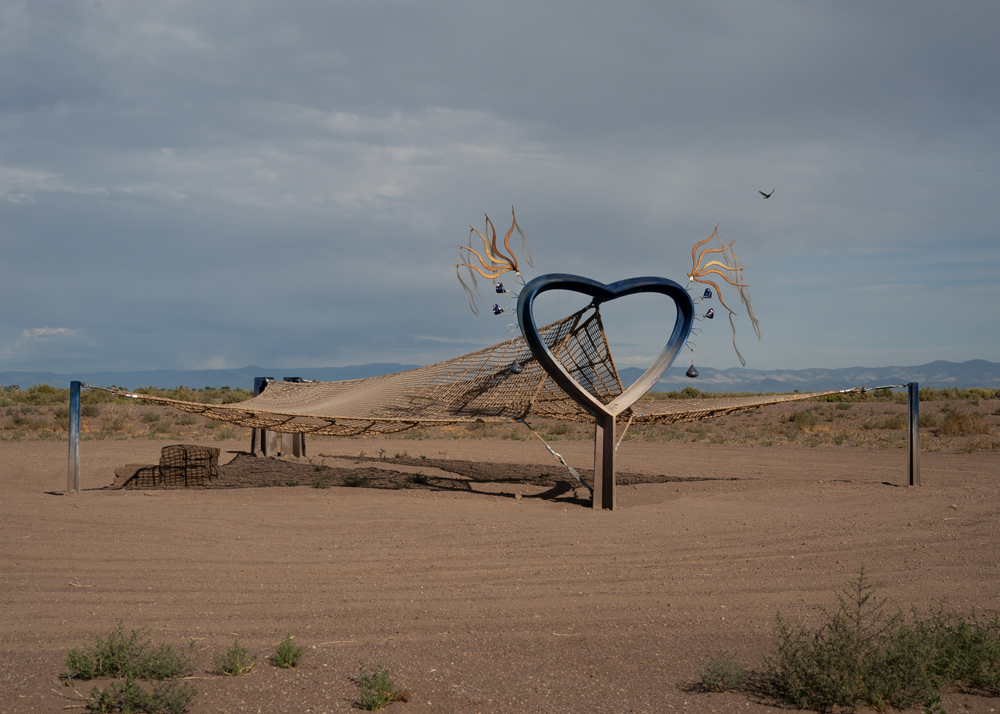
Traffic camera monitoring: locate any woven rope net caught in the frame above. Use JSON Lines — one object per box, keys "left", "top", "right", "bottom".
{"left": 115, "top": 305, "right": 836, "bottom": 436}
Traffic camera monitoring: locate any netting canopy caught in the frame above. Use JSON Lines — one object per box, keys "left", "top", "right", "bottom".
{"left": 113, "top": 304, "right": 835, "bottom": 436}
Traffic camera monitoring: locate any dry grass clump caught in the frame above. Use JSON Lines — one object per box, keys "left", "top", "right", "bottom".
{"left": 939, "top": 411, "right": 990, "bottom": 436}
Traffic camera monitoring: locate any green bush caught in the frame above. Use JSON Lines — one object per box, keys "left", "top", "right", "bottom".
{"left": 312, "top": 473, "right": 332, "bottom": 489}
{"left": 215, "top": 640, "right": 256, "bottom": 676}
{"left": 271, "top": 634, "right": 304, "bottom": 669}
{"left": 358, "top": 660, "right": 397, "bottom": 710}
{"left": 88, "top": 674, "right": 197, "bottom": 714}
{"left": 764, "top": 569, "right": 1000, "bottom": 711}
{"left": 81, "top": 404, "right": 100, "bottom": 417}
{"left": 698, "top": 650, "right": 744, "bottom": 692}
{"left": 65, "top": 621, "right": 199, "bottom": 681}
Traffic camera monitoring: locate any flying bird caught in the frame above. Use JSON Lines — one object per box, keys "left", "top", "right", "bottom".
{"left": 759, "top": 189, "right": 774, "bottom": 199}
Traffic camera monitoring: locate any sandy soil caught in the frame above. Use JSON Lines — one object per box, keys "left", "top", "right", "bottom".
{"left": 1, "top": 435, "right": 998, "bottom": 713}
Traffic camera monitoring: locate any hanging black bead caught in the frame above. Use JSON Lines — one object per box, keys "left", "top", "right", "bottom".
{"left": 702, "top": 288, "right": 713, "bottom": 299}
{"left": 495, "top": 282, "right": 505, "bottom": 294}
{"left": 705, "top": 308, "right": 715, "bottom": 319}
{"left": 492, "top": 304, "right": 503, "bottom": 315}
{"left": 686, "top": 364, "right": 699, "bottom": 378}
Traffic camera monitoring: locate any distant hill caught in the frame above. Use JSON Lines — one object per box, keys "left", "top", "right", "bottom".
{"left": 2, "top": 359, "right": 997, "bottom": 392}
{"left": 618, "top": 359, "right": 1000, "bottom": 393}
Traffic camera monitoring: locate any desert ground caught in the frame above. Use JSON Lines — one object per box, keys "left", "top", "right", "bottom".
{"left": 1, "top": 399, "right": 999, "bottom": 713}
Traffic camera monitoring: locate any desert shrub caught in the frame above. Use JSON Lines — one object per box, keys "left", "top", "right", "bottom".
{"left": 699, "top": 650, "right": 744, "bottom": 692}
{"left": 939, "top": 412, "right": 990, "bottom": 436}
{"left": 788, "top": 410, "right": 818, "bottom": 430}
{"left": 271, "top": 634, "right": 304, "bottom": 669}
{"left": 141, "top": 412, "right": 160, "bottom": 423}
{"left": 88, "top": 674, "right": 197, "bottom": 714}
{"left": 175, "top": 413, "right": 196, "bottom": 426}
{"left": 81, "top": 404, "right": 100, "bottom": 417}
{"left": 764, "top": 569, "right": 1000, "bottom": 711}
{"left": 215, "top": 640, "right": 255, "bottom": 676}
{"left": 879, "top": 414, "right": 906, "bottom": 430}
{"left": 958, "top": 438, "right": 1000, "bottom": 453}
{"left": 342, "top": 473, "right": 370, "bottom": 487}
{"left": 358, "top": 660, "right": 397, "bottom": 710}
{"left": 836, "top": 402, "right": 853, "bottom": 411}
{"left": 65, "top": 621, "right": 199, "bottom": 681}
{"left": 920, "top": 413, "right": 939, "bottom": 428}
{"left": 12, "top": 415, "right": 48, "bottom": 431}
{"left": 548, "top": 423, "right": 571, "bottom": 435}
{"left": 215, "top": 426, "right": 240, "bottom": 440}
{"left": 312, "top": 473, "right": 332, "bottom": 489}
{"left": 53, "top": 405, "right": 70, "bottom": 418}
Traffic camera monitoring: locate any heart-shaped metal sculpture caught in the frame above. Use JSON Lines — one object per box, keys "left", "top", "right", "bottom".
{"left": 516, "top": 274, "right": 694, "bottom": 510}
{"left": 517, "top": 274, "right": 695, "bottom": 418}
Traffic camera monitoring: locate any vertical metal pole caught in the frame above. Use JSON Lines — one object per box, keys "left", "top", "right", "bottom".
{"left": 284, "top": 378, "right": 306, "bottom": 457}
{"left": 592, "top": 414, "right": 616, "bottom": 510}
{"left": 68, "top": 381, "right": 81, "bottom": 493}
{"left": 251, "top": 377, "right": 264, "bottom": 454}
{"left": 908, "top": 382, "right": 921, "bottom": 486}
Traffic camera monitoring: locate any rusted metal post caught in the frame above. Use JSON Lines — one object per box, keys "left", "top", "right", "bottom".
{"left": 67, "top": 381, "right": 81, "bottom": 493}
{"left": 592, "top": 414, "right": 616, "bottom": 510}
{"left": 908, "top": 382, "right": 920, "bottom": 486}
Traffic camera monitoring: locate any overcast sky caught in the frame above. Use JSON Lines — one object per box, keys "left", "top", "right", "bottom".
{"left": 2, "top": 1, "right": 997, "bottom": 376}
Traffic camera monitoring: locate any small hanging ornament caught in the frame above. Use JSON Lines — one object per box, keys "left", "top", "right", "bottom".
{"left": 705, "top": 308, "right": 715, "bottom": 319}
{"left": 703, "top": 288, "right": 713, "bottom": 299}
{"left": 495, "top": 282, "right": 505, "bottom": 294}
{"left": 686, "top": 363, "right": 699, "bottom": 378}
{"left": 492, "top": 304, "right": 504, "bottom": 315}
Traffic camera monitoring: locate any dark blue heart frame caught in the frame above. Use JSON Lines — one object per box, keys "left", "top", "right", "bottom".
{"left": 516, "top": 274, "right": 695, "bottom": 419}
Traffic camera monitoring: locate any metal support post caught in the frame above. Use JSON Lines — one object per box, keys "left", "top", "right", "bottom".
{"left": 68, "top": 381, "right": 81, "bottom": 493}
{"left": 282, "top": 378, "right": 306, "bottom": 457}
{"left": 592, "top": 414, "right": 616, "bottom": 510}
{"left": 908, "top": 382, "right": 921, "bottom": 486}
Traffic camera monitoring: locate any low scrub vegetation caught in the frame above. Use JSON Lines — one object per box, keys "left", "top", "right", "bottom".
{"left": 65, "top": 620, "right": 199, "bottom": 681}
{"left": 214, "top": 640, "right": 256, "bottom": 676}
{"left": 939, "top": 411, "right": 990, "bottom": 436}
{"left": 64, "top": 621, "right": 200, "bottom": 713}
{"left": 358, "top": 660, "right": 398, "bottom": 710}
{"left": 697, "top": 569, "right": 1000, "bottom": 712}
{"left": 271, "top": 634, "right": 304, "bottom": 669}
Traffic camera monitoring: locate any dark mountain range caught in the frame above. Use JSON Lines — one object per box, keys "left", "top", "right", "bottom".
{"left": 1, "top": 360, "right": 997, "bottom": 393}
